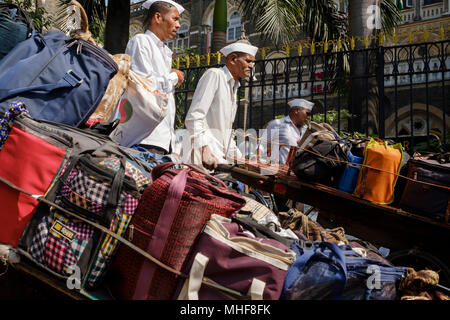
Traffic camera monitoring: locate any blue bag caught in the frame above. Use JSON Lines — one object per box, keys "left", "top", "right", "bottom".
{"left": 0, "top": 3, "right": 34, "bottom": 61}
{"left": 281, "top": 241, "right": 406, "bottom": 300}
{"left": 0, "top": 30, "right": 118, "bottom": 127}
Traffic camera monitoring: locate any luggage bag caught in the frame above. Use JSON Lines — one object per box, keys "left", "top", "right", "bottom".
{"left": 0, "top": 30, "right": 118, "bottom": 127}
{"left": 399, "top": 152, "right": 450, "bottom": 222}
{"left": 108, "top": 162, "right": 246, "bottom": 300}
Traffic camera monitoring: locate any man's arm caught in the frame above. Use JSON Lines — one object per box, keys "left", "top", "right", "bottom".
{"left": 185, "top": 69, "right": 220, "bottom": 169}
{"left": 125, "top": 35, "right": 182, "bottom": 92}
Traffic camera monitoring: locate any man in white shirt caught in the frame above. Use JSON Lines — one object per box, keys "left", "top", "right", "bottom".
{"left": 125, "top": 0, "right": 185, "bottom": 155}
{"left": 258, "top": 98, "right": 314, "bottom": 165}
{"left": 184, "top": 39, "right": 258, "bottom": 170}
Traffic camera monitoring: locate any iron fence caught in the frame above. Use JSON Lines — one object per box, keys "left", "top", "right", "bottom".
{"left": 175, "top": 40, "right": 450, "bottom": 153}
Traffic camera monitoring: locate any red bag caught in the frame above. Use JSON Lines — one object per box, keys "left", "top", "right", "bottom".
{"left": 0, "top": 125, "right": 68, "bottom": 247}
{"left": 108, "top": 162, "right": 246, "bottom": 300}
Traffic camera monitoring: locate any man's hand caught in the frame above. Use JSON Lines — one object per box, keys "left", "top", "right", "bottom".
{"left": 172, "top": 68, "right": 184, "bottom": 88}
{"left": 201, "top": 145, "right": 218, "bottom": 170}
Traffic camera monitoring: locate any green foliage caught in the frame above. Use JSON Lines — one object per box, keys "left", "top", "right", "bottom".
{"left": 312, "top": 108, "right": 352, "bottom": 125}
{"left": 5, "top": 0, "right": 51, "bottom": 31}
{"left": 89, "top": 20, "right": 105, "bottom": 46}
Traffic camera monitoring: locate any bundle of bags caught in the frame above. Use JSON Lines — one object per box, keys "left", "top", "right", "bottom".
{"left": 290, "top": 121, "right": 449, "bottom": 223}
{"left": 1, "top": 105, "right": 447, "bottom": 300}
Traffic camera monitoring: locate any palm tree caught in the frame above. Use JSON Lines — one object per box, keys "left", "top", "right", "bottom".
{"left": 239, "top": 0, "right": 402, "bottom": 135}
{"left": 211, "top": 0, "right": 227, "bottom": 54}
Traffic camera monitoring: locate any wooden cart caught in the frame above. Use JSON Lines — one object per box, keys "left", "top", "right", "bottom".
{"left": 216, "top": 163, "right": 450, "bottom": 285}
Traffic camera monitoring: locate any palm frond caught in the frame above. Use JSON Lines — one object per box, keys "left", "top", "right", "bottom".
{"left": 239, "top": 0, "right": 304, "bottom": 44}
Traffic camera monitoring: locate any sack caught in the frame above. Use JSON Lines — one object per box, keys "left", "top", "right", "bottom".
{"left": 0, "top": 30, "right": 118, "bottom": 127}
{"left": 85, "top": 54, "right": 132, "bottom": 128}
{"left": 0, "top": 2, "right": 34, "bottom": 61}
{"left": 109, "top": 70, "right": 168, "bottom": 147}
{"left": 337, "top": 150, "right": 363, "bottom": 193}
{"left": 0, "top": 105, "right": 71, "bottom": 247}
{"left": 175, "top": 214, "right": 296, "bottom": 300}
{"left": 281, "top": 241, "right": 406, "bottom": 300}
{"left": 399, "top": 152, "right": 450, "bottom": 221}
{"left": 19, "top": 143, "right": 148, "bottom": 288}
{"left": 278, "top": 208, "right": 349, "bottom": 245}
{"left": 353, "top": 138, "right": 403, "bottom": 204}
{"left": 108, "top": 162, "right": 246, "bottom": 300}
{"left": 291, "top": 139, "right": 348, "bottom": 185}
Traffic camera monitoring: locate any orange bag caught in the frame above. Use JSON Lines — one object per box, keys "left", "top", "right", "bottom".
{"left": 353, "top": 138, "right": 403, "bottom": 204}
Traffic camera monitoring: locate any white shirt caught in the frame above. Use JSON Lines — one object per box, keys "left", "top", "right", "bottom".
{"left": 183, "top": 66, "right": 241, "bottom": 165}
{"left": 258, "top": 115, "right": 306, "bottom": 164}
{"left": 125, "top": 30, "right": 179, "bottom": 152}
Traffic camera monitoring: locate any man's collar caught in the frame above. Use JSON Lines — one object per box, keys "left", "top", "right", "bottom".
{"left": 222, "top": 66, "right": 240, "bottom": 89}
{"left": 145, "top": 30, "right": 173, "bottom": 54}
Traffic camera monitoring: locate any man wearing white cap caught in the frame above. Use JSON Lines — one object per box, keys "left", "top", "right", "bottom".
{"left": 258, "top": 98, "right": 314, "bottom": 165}
{"left": 124, "top": 0, "right": 185, "bottom": 155}
{"left": 183, "top": 39, "right": 258, "bottom": 170}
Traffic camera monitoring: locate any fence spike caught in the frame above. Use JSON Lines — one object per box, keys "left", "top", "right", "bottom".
{"left": 217, "top": 52, "right": 221, "bottom": 64}
{"left": 186, "top": 55, "right": 190, "bottom": 68}
{"left": 285, "top": 44, "right": 290, "bottom": 57}
{"left": 351, "top": 37, "right": 355, "bottom": 50}
{"left": 440, "top": 26, "right": 445, "bottom": 41}
{"left": 311, "top": 41, "right": 315, "bottom": 55}
{"left": 207, "top": 53, "right": 211, "bottom": 66}
{"left": 379, "top": 33, "right": 384, "bottom": 46}
{"left": 424, "top": 29, "right": 429, "bottom": 42}
{"left": 408, "top": 31, "right": 413, "bottom": 44}
{"left": 196, "top": 55, "right": 201, "bottom": 67}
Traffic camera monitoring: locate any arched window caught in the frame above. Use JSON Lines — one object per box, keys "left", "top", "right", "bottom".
{"left": 227, "top": 11, "right": 242, "bottom": 42}
{"left": 176, "top": 23, "right": 190, "bottom": 52}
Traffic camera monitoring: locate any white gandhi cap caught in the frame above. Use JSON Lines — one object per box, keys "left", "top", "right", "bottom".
{"left": 220, "top": 41, "right": 258, "bottom": 57}
{"left": 288, "top": 99, "right": 314, "bottom": 111}
{"left": 143, "top": 0, "right": 185, "bottom": 14}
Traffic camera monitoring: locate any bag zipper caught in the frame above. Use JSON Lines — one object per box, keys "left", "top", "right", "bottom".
{"left": 15, "top": 115, "right": 72, "bottom": 148}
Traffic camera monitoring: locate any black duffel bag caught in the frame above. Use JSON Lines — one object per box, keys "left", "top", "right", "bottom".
{"left": 0, "top": 2, "right": 34, "bottom": 61}
{"left": 291, "top": 139, "right": 349, "bottom": 186}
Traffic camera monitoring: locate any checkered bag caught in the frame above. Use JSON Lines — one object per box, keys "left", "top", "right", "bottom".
{"left": 22, "top": 144, "right": 144, "bottom": 288}
{"left": 28, "top": 206, "right": 100, "bottom": 278}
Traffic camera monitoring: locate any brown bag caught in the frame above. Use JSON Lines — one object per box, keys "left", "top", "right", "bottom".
{"left": 277, "top": 208, "right": 348, "bottom": 245}
{"left": 85, "top": 54, "right": 131, "bottom": 127}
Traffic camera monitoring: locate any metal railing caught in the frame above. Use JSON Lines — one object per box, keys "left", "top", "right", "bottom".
{"left": 175, "top": 39, "right": 450, "bottom": 153}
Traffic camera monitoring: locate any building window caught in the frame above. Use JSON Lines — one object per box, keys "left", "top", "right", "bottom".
{"left": 175, "top": 23, "right": 190, "bottom": 53}
{"left": 227, "top": 11, "right": 242, "bottom": 42}
{"left": 423, "top": 0, "right": 443, "bottom": 5}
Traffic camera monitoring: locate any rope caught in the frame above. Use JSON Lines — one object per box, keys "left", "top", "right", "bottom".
{"left": 233, "top": 130, "right": 450, "bottom": 191}
{"left": 0, "top": 176, "right": 250, "bottom": 300}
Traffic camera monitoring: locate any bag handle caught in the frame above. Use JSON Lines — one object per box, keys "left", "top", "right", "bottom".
{"left": 318, "top": 242, "right": 348, "bottom": 299}
{"left": 0, "top": 70, "right": 84, "bottom": 103}
{"left": 151, "top": 162, "right": 228, "bottom": 188}
{"left": 178, "top": 252, "right": 266, "bottom": 300}
{"left": 58, "top": 142, "right": 127, "bottom": 226}
{"left": 133, "top": 167, "right": 189, "bottom": 299}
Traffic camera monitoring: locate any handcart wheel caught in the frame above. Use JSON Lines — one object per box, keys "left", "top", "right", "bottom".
{"left": 387, "top": 248, "right": 450, "bottom": 287}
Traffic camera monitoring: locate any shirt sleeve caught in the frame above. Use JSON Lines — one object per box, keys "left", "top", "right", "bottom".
{"left": 125, "top": 35, "right": 178, "bottom": 93}
{"left": 184, "top": 69, "right": 219, "bottom": 149}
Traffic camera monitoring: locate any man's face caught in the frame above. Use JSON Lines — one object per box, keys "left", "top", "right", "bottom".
{"left": 291, "top": 107, "right": 311, "bottom": 127}
{"left": 233, "top": 53, "right": 255, "bottom": 79}
{"left": 159, "top": 7, "right": 181, "bottom": 40}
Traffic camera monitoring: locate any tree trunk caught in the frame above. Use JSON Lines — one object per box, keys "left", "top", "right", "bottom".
{"left": 104, "top": 0, "right": 130, "bottom": 54}
{"left": 348, "top": 0, "right": 380, "bottom": 135}
{"left": 211, "top": 0, "right": 227, "bottom": 54}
